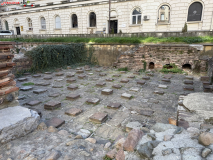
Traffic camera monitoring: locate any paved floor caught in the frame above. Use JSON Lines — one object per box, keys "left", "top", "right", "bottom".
{"left": 0, "top": 66, "right": 203, "bottom": 160}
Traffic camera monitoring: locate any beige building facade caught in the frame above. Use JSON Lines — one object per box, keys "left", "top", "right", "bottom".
{"left": 0, "top": 0, "right": 213, "bottom": 35}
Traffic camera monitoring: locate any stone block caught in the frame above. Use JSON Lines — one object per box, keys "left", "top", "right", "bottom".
{"left": 66, "top": 94, "right": 80, "bottom": 100}
{"left": 66, "top": 72, "right": 75, "bottom": 77}
{"left": 17, "top": 78, "right": 27, "bottom": 82}
{"left": 46, "top": 117, "right": 65, "bottom": 128}
{"left": 78, "top": 75, "right": 86, "bottom": 79}
{"left": 130, "top": 87, "right": 139, "bottom": 92}
{"left": 203, "top": 85, "right": 212, "bottom": 92}
{"left": 65, "top": 108, "right": 83, "bottom": 116}
{"left": 96, "top": 82, "right": 106, "bottom": 87}
{"left": 99, "top": 73, "right": 107, "bottom": 76}
{"left": 137, "top": 109, "right": 154, "bottom": 117}
{"left": 101, "top": 89, "right": 113, "bottom": 95}
{"left": 89, "top": 112, "right": 108, "bottom": 124}
{"left": 121, "top": 93, "right": 132, "bottom": 99}
{"left": 67, "top": 84, "right": 78, "bottom": 90}
{"left": 27, "top": 100, "right": 41, "bottom": 106}
{"left": 76, "top": 70, "right": 84, "bottom": 74}
{"left": 158, "top": 85, "right": 168, "bottom": 89}
{"left": 49, "top": 93, "right": 60, "bottom": 97}
{"left": 126, "top": 121, "right": 143, "bottom": 132}
{"left": 113, "top": 74, "right": 121, "bottom": 77}
{"left": 106, "top": 78, "right": 114, "bottom": 82}
{"left": 86, "top": 98, "right": 100, "bottom": 104}
{"left": 107, "top": 102, "right": 121, "bottom": 109}
{"left": 137, "top": 80, "right": 145, "bottom": 85}
{"left": 20, "top": 86, "right": 33, "bottom": 91}
{"left": 66, "top": 78, "right": 76, "bottom": 83}
{"left": 33, "top": 89, "right": 47, "bottom": 94}
{"left": 0, "top": 106, "right": 40, "bottom": 144}
{"left": 184, "top": 80, "right": 193, "bottom": 85}
{"left": 154, "top": 91, "right": 164, "bottom": 95}
{"left": 162, "top": 79, "right": 171, "bottom": 82}
{"left": 200, "top": 76, "right": 209, "bottom": 82}
{"left": 43, "top": 76, "right": 52, "bottom": 80}
{"left": 128, "top": 75, "right": 135, "bottom": 78}
{"left": 44, "top": 72, "right": 52, "bottom": 74}
{"left": 183, "top": 86, "right": 194, "bottom": 91}
{"left": 120, "top": 79, "right": 129, "bottom": 83}
{"left": 44, "top": 101, "right": 61, "bottom": 110}
{"left": 142, "top": 76, "right": 150, "bottom": 80}
{"left": 185, "top": 76, "right": 193, "bottom": 80}
{"left": 32, "top": 74, "right": 41, "bottom": 78}
{"left": 112, "top": 84, "right": 122, "bottom": 89}
{"left": 55, "top": 73, "right": 64, "bottom": 76}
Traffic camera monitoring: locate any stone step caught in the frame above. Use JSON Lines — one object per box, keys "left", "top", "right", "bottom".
{"left": 203, "top": 85, "right": 212, "bottom": 92}
{"left": 200, "top": 76, "right": 209, "bottom": 82}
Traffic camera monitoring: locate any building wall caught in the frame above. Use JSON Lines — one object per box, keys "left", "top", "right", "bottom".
{"left": 1, "top": 0, "right": 213, "bottom": 34}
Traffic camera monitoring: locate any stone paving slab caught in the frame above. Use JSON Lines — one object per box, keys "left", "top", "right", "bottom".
{"left": 43, "top": 76, "right": 52, "bottom": 80}
{"left": 107, "top": 102, "right": 121, "bottom": 109}
{"left": 65, "top": 108, "right": 83, "bottom": 116}
{"left": 27, "top": 100, "right": 41, "bottom": 106}
{"left": 86, "top": 98, "right": 100, "bottom": 104}
{"left": 44, "top": 101, "right": 61, "bottom": 110}
{"left": 17, "top": 78, "right": 27, "bottom": 82}
{"left": 20, "top": 86, "right": 33, "bottom": 91}
{"left": 66, "top": 94, "right": 80, "bottom": 100}
{"left": 96, "top": 82, "right": 106, "bottom": 87}
{"left": 106, "top": 78, "right": 114, "bottom": 82}
{"left": 55, "top": 73, "right": 64, "bottom": 76}
{"left": 67, "top": 84, "right": 78, "bottom": 90}
{"left": 33, "top": 89, "right": 47, "bottom": 94}
{"left": 121, "top": 93, "right": 132, "bottom": 99}
{"left": 32, "top": 74, "right": 41, "bottom": 78}
{"left": 66, "top": 78, "right": 76, "bottom": 83}
{"left": 137, "top": 80, "right": 146, "bottom": 85}
{"left": 101, "top": 89, "right": 113, "bottom": 95}
{"left": 46, "top": 117, "right": 65, "bottom": 128}
{"left": 112, "top": 84, "right": 122, "bottom": 89}
{"left": 120, "top": 79, "right": 129, "bottom": 83}
{"left": 89, "top": 112, "right": 108, "bottom": 124}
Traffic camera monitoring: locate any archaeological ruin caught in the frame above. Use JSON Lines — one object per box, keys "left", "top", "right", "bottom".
{"left": 0, "top": 39, "right": 213, "bottom": 160}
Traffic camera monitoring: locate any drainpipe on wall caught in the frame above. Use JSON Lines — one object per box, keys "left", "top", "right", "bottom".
{"left": 210, "top": 11, "right": 213, "bottom": 31}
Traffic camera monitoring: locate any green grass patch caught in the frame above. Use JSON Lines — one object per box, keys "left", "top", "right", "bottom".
{"left": 160, "top": 63, "right": 183, "bottom": 74}
{"left": 103, "top": 155, "right": 112, "bottom": 160}
{"left": 22, "top": 82, "right": 34, "bottom": 86}
{"left": 2, "top": 36, "right": 213, "bottom": 44}
{"left": 118, "top": 67, "right": 128, "bottom": 71}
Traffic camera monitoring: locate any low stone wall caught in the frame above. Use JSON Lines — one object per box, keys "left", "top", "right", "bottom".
{"left": 9, "top": 42, "right": 213, "bottom": 75}
{"left": 115, "top": 44, "right": 208, "bottom": 72}
{"left": 1, "top": 31, "right": 213, "bottom": 39}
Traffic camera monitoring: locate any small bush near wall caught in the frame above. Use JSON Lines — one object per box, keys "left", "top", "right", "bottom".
{"left": 25, "top": 43, "right": 93, "bottom": 72}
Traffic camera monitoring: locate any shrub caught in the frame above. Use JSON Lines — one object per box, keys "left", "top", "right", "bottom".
{"left": 182, "top": 23, "right": 188, "bottom": 33}
{"left": 118, "top": 67, "right": 128, "bottom": 71}
{"left": 25, "top": 43, "right": 93, "bottom": 72}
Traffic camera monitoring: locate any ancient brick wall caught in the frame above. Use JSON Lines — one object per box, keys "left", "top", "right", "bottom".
{"left": 115, "top": 44, "right": 207, "bottom": 72}
{"left": 0, "top": 42, "right": 19, "bottom": 109}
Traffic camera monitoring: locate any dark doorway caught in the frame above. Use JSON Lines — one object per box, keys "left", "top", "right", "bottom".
{"left": 182, "top": 64, "right": 191, "bottom": 70}
{"left": 110, "top": 20, "right": 117, "bottom": 34}
{"left": 16, "top": 27, "right": 21, "bottom": 35}
{"left": 149, "top": 62, "right": 155, "bottom": 69}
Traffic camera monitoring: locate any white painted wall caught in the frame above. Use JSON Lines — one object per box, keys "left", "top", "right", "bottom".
{"left": 1, "top": 0, "right": 213, "bottom": 34}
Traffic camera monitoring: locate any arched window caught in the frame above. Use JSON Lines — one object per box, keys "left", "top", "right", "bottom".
{"left": 55, "top": 16, "right": 61, "bottom": 29}
{"left": 40, "top": 17, "right": 46, "bottom": 29}
{"left": 158, "top": 5, "right": 170, "bottom": 23}
{"left": 27, "top": 18, "right": 33, "bottom": 30}
{"left": 132, "top": 8, "right": 142, "bottom": 24}
{"left": 187, "top": 2, "right": 203, "bottom": 22}
{"left": 71, "top": 14, "right": 78, "bottom": 28}
{"left": 5, "top": 21, "right": 9, "bottom": 30}
{"left": 89, "top": 12, "right": 96, "bottom": 27}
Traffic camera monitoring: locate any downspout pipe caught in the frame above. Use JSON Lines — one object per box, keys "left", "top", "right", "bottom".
{"left": 210, "top": 10, "right": 213, "bottom": 31}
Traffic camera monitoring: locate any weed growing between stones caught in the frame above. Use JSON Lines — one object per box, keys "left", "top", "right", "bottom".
{"left": 22, "top": 82, "right": 34, "bottom": 86}
{"left": 160, "top": 63, "right": 183, "bottom": 74}
{"left": 118, "top": 67, "right": 128, "bottom": 71}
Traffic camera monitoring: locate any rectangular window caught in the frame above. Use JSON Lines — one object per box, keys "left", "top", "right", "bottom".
{"left": 41, "top": 19, "right": 46, "bottom": 29}
{"left": 132, "top": 16, "right": 136, "bottom": 24}
{"left": 137, "top": 15, "right": 141, "bottom": 24}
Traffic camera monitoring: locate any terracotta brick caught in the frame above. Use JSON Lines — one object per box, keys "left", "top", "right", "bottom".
{"left": 5, "top": 87, "right": 19, "bottom": 94}
{"left": 0, "top": 71, "right": 8, "bottom": 77}
{"left": 6, "top": 62, "right": 16, "bottom": 67}
{"left": 0, "top": 63, "right": 6, "bottom": 69}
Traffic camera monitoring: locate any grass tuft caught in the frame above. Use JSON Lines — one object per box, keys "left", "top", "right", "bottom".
{"left": 22, "top": 82, "right": 34, "bottom": 86}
